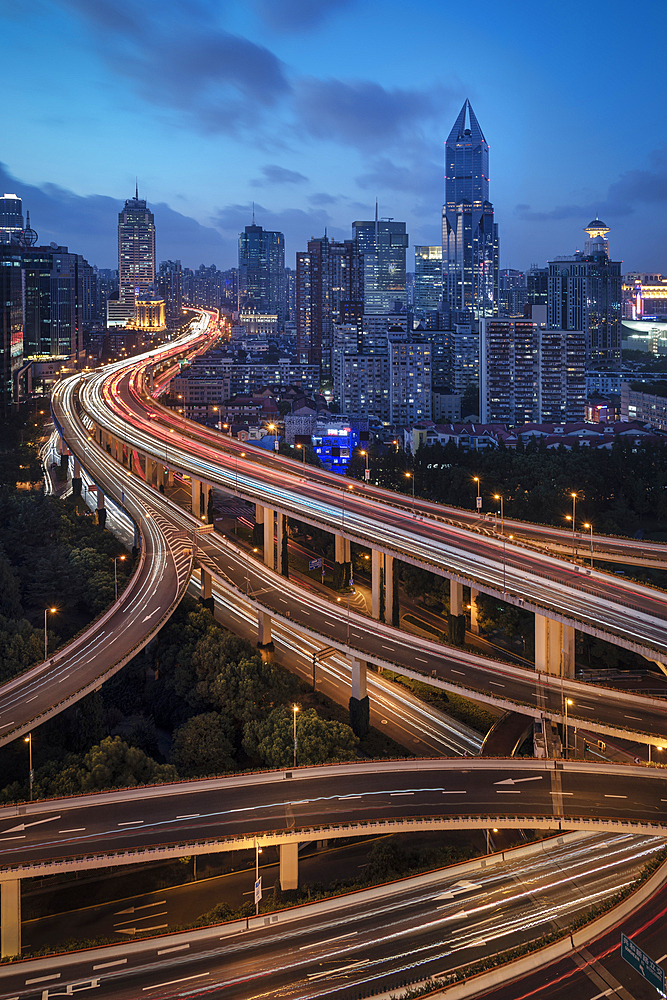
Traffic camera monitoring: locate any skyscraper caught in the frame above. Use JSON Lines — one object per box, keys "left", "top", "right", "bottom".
{"left": 238, "top": 223, "right": 286, "bottom": 322}
{"left": 414, "top": 246, "right": 443, "bottom": 317}
{"left": 548, "top": 220, "right": 622, "bottom": 362}
{"left": 296, "top": 235, "right": 363, "bottom": 377}
{"left": 442, "top": 100, "right": 499, "bottom": 322}
{"left": 118, "top": 188, "right": 156, "bottom": 308}
{"left": 0, "top": 194, "right": 24, "bottom": 244}
{"left": 353, "top": 209, "right": 408, "bottom": 315}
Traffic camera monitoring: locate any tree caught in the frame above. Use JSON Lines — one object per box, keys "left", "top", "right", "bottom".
{"left": 34, "top": 736, "right": 177, "bottom": 798}
{"left": 244, "top": 706, "right": 358, "bottom": 767}
{"left": 171, "top": 712, "right": 236, "bottom": 777}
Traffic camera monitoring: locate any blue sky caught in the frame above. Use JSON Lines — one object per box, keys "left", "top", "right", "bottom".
{"left": 2, "top": 0, "right": 666, "bottom": 273}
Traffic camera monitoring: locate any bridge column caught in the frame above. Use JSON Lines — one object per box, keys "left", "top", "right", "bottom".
{"left": 200, "top": 568, "right": 214, "bottom": 613}
{"left": 257, "top": 611, "right": 274, "bottom": 660}
{"left": 371, "top": 549, "right": 383, "bottom": 620}
{"left": 334, "top": 534, "right": 351, "bottom": 590}
{"left": 264, "top": 508, "right": 275, "bottom": 570}
{"left": 1, "top": 879, "right": 20, "bottom": 958}
{"left": 157, "top": 464, "right": 166, "bottom": 493}
{"left": 349, "top": 656, "right": 369, "bottom": 738}
{"left": 254, "top": 503, "right": 264, "bottom": 547}
{"left": 191, "top": 477, "right": 202, "bottom": 516}
{"left": 535, "top": 614, "right": 575, "bottom": 677}
{"left": 449, "top": 580, "right": 466, "bottom": 646}
{"left": 276, "top": 512, "right": 288, "bottom": 577}
{"left": 167, "top": 466, "right": 174, "bottom": 487}
{"left": 96, "top": 488, "right": 106, "bottom": 529}
{"left": 279, "top": 843, "right": 298, "bottom": 890}
{"left": 384, "top": 553, "right": 394, "bottom": 625}
{"left": 72, "top": 456, "right": 82, "bottom": 498}
{"left": 470, "top": 588, "right": 480, "bottom": 635}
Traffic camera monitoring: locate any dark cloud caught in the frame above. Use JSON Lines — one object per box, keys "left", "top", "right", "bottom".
{"left": 0, "top": 162, "right": 232, "bottom": 269}
{"left": 355, "top": 156, "right": 443, "bottom": 219}
{"left": 514, "top": 148, "right": 667, "bottom": 223}
{"left": 251, "top": 164, "right": 308, "bottom": 187}
{"left": 253, "top": 0, "right": 356, "bottom": 32}
{"left": 309, "top": 192, "right": 338, "bottom": 205}
{"left": 294, "top": 78, "right": 451, "bottom": 150}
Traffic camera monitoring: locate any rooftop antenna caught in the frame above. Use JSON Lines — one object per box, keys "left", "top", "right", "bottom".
{"left": 135, "top": 177, "right": 138, "bottom": 200}
{"left": 252, "top": 201, "right": 255, "bottom": 225}
{"left": 375, "top": 198, "right": 379, "bottom": 249}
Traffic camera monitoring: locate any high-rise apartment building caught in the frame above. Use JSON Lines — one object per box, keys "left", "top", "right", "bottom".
{"left": 480, "top": 319, "right": 585, "bottom": 424}
{"left": 414, "top": 246, "right": 443, "bottom": 316}
{"left": 157, "top": 260, "right": 183, "bottom": 326}
{"left": 238, "top": 223, "right": 286, "bottom": 322}
{"left": 0, "top": 243, "right": 23, "bottom": 413}
{"left": 332, "top": 324, "right": 390, "bottom": 420}
{"left": 548, "top": 220, "right": 622, "bottom": 363}
{"left": 118, "top": 189, "right": 156, "bottom": 309}
{"left": 296, "top": 235, "right": 363, "bottom": 378}
{"left": 0, "top": 194, "right": 24, "bottom": 244}
{"left": 388, "top": 335, "right": 432, "bottom": 425}
{"left": 22, "top": 246, "right": 90, "bottom": 358}
{"left": 353, "top": 210, "right": 408, "bottom": 315}
{"left": 442, "top": 100, "right": 499, "bottom": 322}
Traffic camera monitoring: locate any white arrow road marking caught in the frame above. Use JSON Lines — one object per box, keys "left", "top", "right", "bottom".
{"left": 141, "top": 607, "right": 161, "bottom": 622}
{"left": 435, "top": 880, "right": 482, "bottom": 901}
{"left": 494, "top": 776, "right": 544, "bottom": 785}
{"left": 114, "top": 900, "right": 166, "bottom": 916}
{"left": 3, "top": 815, "right": 61, "bottom": 834}
{"left": 115, "top": 924, "right": 168, "bottom": 936}
{"left": 114, "top": 912, "right": 166, "bottom": 927}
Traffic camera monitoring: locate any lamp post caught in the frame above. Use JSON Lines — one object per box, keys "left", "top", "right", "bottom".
{"left": 25, "top": 733, "right": 33, "bottom": 801}
{"left": 569, "top": 492, "right": 582, "bottom": 559}
{"left": 254, "top": 838, "right": 262, "bottom": 916}
{"left": 44, "top": 607, "right": 56, "bottom": 661}
{"left": 113, "top": 555, "right": 126, "bottom": 601}
{"left": 583, "top": 522, "right": 594, "bottom": 568}
{"left": 296, "top": 443, "right": 306, "bottom": 466}
{"left": 360, "top": 449, "right": 370, "bottom": 481}
{"left": 473, "top": 477, "right": 481, "bottom": 512}
{"left": 405, "top": 471, "right": 415, "bottom": 509}
{"left": 564, "top": 698, "right": 573, "bottom": 757}
{"left": 246, "top": 547, "right": 258, "bottom": 595}
{"left": 268, "top": 423, "right": 278, "bottom": 452}
{"left": 494, "top": 494, "right": 505, "bottom": 535}
{"left": 293, "top": 704, "right": 299, "bottom": 767}
{"left": 501, "top": 534, "right": 513, "bottom": 593}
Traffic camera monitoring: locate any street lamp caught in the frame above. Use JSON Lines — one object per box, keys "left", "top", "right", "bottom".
{"left": 493, "top": 494, "right": 505, "bottom": 535}
{"left": 568, "top": 492, "right": 582, "bottom": 559}
{"left": 25, "top": 733, "right": 33, "bottom": 801}
{"left": 360, "top": 449, "right": 370, "bottom": 481}
{"left": 268, "top": 423, "right": 278, "bottom": 452}
{"left": 473, "top": 477, "right": 481, "bottom": 512}
{"left": 293, "top": 704, "right": 299, "bottom": 767}
{"left": 501, "top": 534, "right": 513, "bottom": 593}
{"left": 246, "top": 547, "right": 258, "bottom": 595}
{"left": 44, "top": 607, "right": 56, "bottom": 660}
{"left": 564, "top": 698, "right": 573, "bottom": 757}
{"left": 254, "top": 838, "right": 262, "bottom": 916}
{"left": 583, "top": 522, "right": 594, "bottom": 568}
{"left": 113, "top": 554, "right": 126, "bottom": 601}
{"left": 405, "top": 471, "right": 415, "bottom": 508}
{"left": 296, "top": 443, "right": 306, "bottom": 466}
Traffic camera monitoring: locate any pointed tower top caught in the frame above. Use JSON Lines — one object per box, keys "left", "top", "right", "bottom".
{"left": 252, "top": 201, "right": 255, "bottom": 225}
{"left": 135, "top": 178, "right": 139, "bottom": 200}
{"left": 447, "top": 99, "right": 486, "bottom": 144}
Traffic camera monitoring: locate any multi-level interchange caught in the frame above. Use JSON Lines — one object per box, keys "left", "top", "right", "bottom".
{"left": 1, "top": 311, "right": 666, "bottom": 997}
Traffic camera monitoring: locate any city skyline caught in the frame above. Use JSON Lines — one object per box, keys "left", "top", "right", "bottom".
{"left": 2, "top": 0, "right": 666, "bottom": 272}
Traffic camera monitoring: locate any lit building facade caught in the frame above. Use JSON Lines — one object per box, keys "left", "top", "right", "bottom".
{"left": 0, "top": 243, "right": 23, "bottom": 413}
{"left": 0, "top": 194, "right": 24, "bottom": 244}
{"left": 118, "top": 190, "right": 156, "bottom": 309}
{"left": 388, "top": 337, "right": 432, "bottom": 425}
{"left": 442, "top": 100, "right": 499, "bottom": 322}
{"left": 353, "top": 212, "right": 408, "bottom": 315}
{"left": 414, "top": 246, "right": 443, "bottom": 316}
{"left": 238, "top": 224, "right": 286, "bottom": 323}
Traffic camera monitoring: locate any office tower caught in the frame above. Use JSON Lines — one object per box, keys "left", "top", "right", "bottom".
{"left": 22, "top": 246, "right": 90, "bottom": 358}
{"left": 442, "top": 100, "right": 499, "bottom": 322}
{"left": 480, "top": 319, "right": 585, "bottom": 424}
{"left": 0, "top": 194, "right": 24, "bottom": 244}
{"left": 388, "top": 335, "right": 432, "bottom": 425}
{"left": 499, "top": 268, "right": 526, "bottom": 316}
{"left": 452, "top": 325, "right": 479, "bottom": 391}
{"left": 0, "top": 243, "right": 23, "bottom": 412}
{"left": 285, "top": 267, "right": 296, "bottom": 322}
{"left": 353, "top": 209, "right": 408, "bottom": 315}
{"left": 414, "top": 246, "right": 443, "bottom": 318}
{"left": 548, "top": 220, "right": 622, "bottom": 362}
{"left": 238, "top": 223, "right": 286, "bottom": 322}
{"left": 296, "top": 235, "right": 363, "bottom": 378}
{"left": 157, "top": 260, "right": 183, "bottom": 326}
{"left": 118, "top": 188, "right": 156, "bottom": 309}
{"left": 526, "top": 264, "right": 548, "bottom": 312}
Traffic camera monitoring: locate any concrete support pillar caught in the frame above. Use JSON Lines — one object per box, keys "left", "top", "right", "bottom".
{"left": 279, "top": 842, "right": 298, "bottom": 891}
{"left": 450, "top": 580, "right": 463, "bottom": 617}
{"left": 167, "top": 467, "right": 174, "bottom": 487}
{"left": 191, "top": 477, "right": 202, "bottom": 516}
{"left": 157, "top": 464, "right": 166, "bottom": 493}
{"left": 257, "top": 610, "right": 272, "bottom": 647}
{"left": 334, "top": 533, "right": 345, "bottom": 563}
{"left": 385, "top": 553, "right": 394, "bottom": 625}
{"left": 276, "top": 511, "right": 286, "bottom": 576}
{"left": 535, "top": 614, "right": 575, "bottom": 677}
{"left": 200, "top": 568, "right": 213, "bottom": 612}
{"left": 96, "top": 488, "right": 106, "bottom": 529}
{"left": 344, "top": 538, "right": 351, "bottom": 562}
{"left": 133, "top": 524, "right": 140, "bottom": 558}
{"left": 371, "top": 549, "right": 383, "bottom": 620}
{"left": 470, "top": 588, "right": 480, "bottom": 635}
{"left": 1, "top": 879, "right": 21, "bottom": 958}
{"left": 72, "top": 456, "right": 82, "bottom": 498}
{"left": 263, "top": 508, "right": 275, "bottom": 570}
{"left": 350, "top": 657, "right": 367, "bottom": 700}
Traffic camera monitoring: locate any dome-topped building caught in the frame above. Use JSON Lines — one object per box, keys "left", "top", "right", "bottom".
{"left": 584, "top": 217, "right": 610, "bottom": 256}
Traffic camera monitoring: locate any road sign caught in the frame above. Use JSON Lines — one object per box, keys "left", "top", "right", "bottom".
{"left": 364, "top": 469, "right": 370, "bottom": 481}
{"left": 309, "top": 557, "right": 323, "bottom": 571}
{"left": 476, "top": 496, "right": 482, "bottom": 509}
{"left": 254, "top": 877, "right": 262, "bottom": 904}
{"left": 621, "top": 933, "right": 665, "bottom": 992}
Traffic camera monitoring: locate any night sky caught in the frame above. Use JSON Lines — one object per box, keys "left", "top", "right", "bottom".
{"left": 2, "top": 0, "right": 665, "bottom": 273}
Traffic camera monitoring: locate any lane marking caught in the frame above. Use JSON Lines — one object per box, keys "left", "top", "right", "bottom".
{"left": 26, "top": 695, "right": 38, "bottom": 703}
{"left": 114, "top": 912, "right": 167, "bottom": 927}
{"left": 604, "top": 794, "right": 627, "bottom": 799}
{"left": 300, "top": 932, "right": 358, "bottom": 950}
{"left": 176, "top": 814, "right": 200, "bottom": 820}
{"left": 143, "top": 973, "right": 209, "bottom": 990}
{"left": 494, "top": 776, "right": 543, "bottom": 786}
{"left": 382, "top": 645, "right": 394, "bottom": 650}
{"left": 0, "top": 722, "right": 14, "bottom": 730}
{"left": 308, "top": 959, "right": 369, "bottom": 980}
{"left": 157, "top": 943, "right": 190, "bottom": 955}
{"left": 442, "top": 790, "right": 467, "bottom": 794}
{"left": 390, "top": 791, "right": 414, "bottom": 796}
{"left": 550, "top": 791, "right": 574, "bottom": 796}
{"left": 0, "top": 835, "right": 26, "bottom": 841}
{"left": 93, "top": 959, "right": 127, "bottom": 970}
{"left": 3, "top": 815, "right": 61, "bottom": 834}
{"left": 496, "top": 790, "right": 521, "bottom": 794}
{"left": 415, "top": 657, "right": 428, "bottom": 663}
{"left": 489, "top": 681, "right": 505, "bottom": 687}
{"left": 624, "top": 715, "right": 642, "bottom": 721}
{"left": 59, "top": 828, "right": 85, "bottom": 833}
{"left": 25, "top": 974, "right": 60, "bottom": 985}
{"left": 338, "top": 795, "right": 362, "bottom": 800}
{"left": 118, "top": 820, "right": 144, "bottom": 826}
{"left": 57, "top": 674, "right": 70, "bottom": 683}
{"left": 451, "top": 670, "right": 465, "bottom": 675}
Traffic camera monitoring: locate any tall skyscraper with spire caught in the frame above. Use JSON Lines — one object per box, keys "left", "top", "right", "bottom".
{"left": 442, "top": 100, "right": 499, "bottom": 322}
{"left": 118, "top": 185, "right": 156, "bottom": 308}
